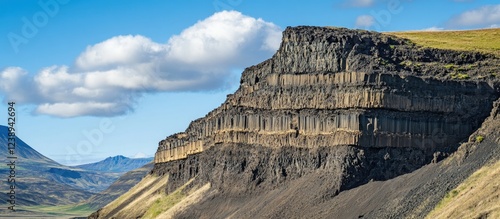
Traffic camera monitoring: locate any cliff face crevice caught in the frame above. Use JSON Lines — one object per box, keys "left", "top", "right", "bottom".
{"left": 151, "top": 26, "right": 500, "bottom": 212}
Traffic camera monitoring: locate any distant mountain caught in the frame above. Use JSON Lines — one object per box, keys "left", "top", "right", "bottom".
{"left": 0, "top": 126, "right": 57, "bottom": 163}
{"left": 75, "top": 155, "right": 153, "bottom": 173}
{"left": 0, "top": 125, "right": 121, "bottom": 217}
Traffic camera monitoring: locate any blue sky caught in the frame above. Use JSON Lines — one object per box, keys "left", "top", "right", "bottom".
{"left": 0, "top": 0, "right": 499, "bottom": 165}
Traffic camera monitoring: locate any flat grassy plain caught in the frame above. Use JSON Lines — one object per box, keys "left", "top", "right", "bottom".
{"left": 386, "top": 28, "right": 500, "bottom": 57}
{"left": 4, "top": 204, "right": 95, "bottom": 218}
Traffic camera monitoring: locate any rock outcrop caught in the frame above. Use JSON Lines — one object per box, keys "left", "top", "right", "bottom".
{"left": 154, "top": 27, "right": 498, "bottom": 182}
{"left": 89, "top": 26, "right": 500, "bottom": 219}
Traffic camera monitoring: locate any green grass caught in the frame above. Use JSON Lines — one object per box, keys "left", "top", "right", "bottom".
{"left": 444, "top": 64, "right": 456, "bottom": 70}
{"left": 22, "top": 203, "right": 95, "bottom": 216}
{"left": 433, "top": 188, "right": 461, "bottom": 212}
{"left": 386, "top": 28, "right": 500, "bottom": 57}
{"left": 450, "top": 73, "right": 470, "bottom": 80}
{"left": 142, "top": 189, "right": 186, "bottom": 218}
{"left": 476, "top": 135, "right": 484, "bottom": 143}
{"left": 430, "top": 169, "right": 485, "bottom": 215}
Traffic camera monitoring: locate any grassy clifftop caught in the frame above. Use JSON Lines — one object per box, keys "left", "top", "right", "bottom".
{"left": 386, "top": 28, "right": 500, "bottom": 57}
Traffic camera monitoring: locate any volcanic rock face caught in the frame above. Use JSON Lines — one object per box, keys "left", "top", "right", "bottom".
{"left": 153, "top": 27, "right": 499, "bottom": 198}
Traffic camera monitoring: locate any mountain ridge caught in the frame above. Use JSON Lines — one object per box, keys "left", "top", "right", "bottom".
{"left": 0, "top": 125, "right": 59, "bottom": 164}
{"left": 0, "top": 126, "right": 153, "bottom": 217}
{"left": 74, "top": 155, "right": 152, "bottom": 173}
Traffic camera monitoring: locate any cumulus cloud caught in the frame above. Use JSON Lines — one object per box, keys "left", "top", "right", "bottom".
{"left": 75, "top": 35, "right": 165, "bottom": 72}
{"left": 0, "top": 11, "right": 282, "bottom": 117}
{"left": 0, "top": 67, "right": 39, "bottom": 103}
{"left": 355, "top": 15, "right": 375, "bottom": 28}
{"left": 447, "top": 4, "right": 500, "bottom": 28}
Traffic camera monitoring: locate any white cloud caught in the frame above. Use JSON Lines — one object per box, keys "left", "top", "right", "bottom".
{"left": 0, "top": 11, "right": 282, "bottom": 117}
{"left": 132, "top": 152, "right": 149, "bottom": 158}
{"left": 37, "top": 102, "right": 126, "bottom": 117}
{"left": 75, "top": 35, "right": 166, "bottom": 72}
{"left": 447, "top": 4, "right": 500, "bottom": 28}
{"left": 0, "top": 67, "right": 39, "bottom": 103}
{"left": 355, "top": 15, "right": 375, "bottom": 28}
{"left": 345, "top": 0, "right": 375, "bottom": 7}
{"left": 422, "top": 26, "right": 445, "bottom": 31}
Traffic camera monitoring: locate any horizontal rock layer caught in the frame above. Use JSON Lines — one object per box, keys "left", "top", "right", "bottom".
{"left": 155, "top": 70, "right": 497, "bottom": 163}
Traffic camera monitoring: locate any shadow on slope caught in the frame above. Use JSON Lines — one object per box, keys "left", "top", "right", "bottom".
{"left": 85, "top": 162, "right": 154, "bottom": 209}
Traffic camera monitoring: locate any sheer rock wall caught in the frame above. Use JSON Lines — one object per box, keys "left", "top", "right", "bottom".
{"left": 155, "top": 70, "right": 496, "bottom": 163}
{"left": 153, "top": 26, "right": 499, "bottom": 196}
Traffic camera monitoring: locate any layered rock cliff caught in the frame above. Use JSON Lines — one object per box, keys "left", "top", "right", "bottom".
{"left": 89, "top": 26, "right": 500, "bottom": 219}
{"left": 153, "top": 27, "right": 498, "bottom": 185}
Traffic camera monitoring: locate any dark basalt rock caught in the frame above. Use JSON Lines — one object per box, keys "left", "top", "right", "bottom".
{"left": 147, "top": 26, "right": 500, "bottom": 218}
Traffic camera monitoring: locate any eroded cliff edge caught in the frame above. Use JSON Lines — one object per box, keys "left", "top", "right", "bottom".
{"left": 90, "top": 26, "right": 500, "bottom": 219}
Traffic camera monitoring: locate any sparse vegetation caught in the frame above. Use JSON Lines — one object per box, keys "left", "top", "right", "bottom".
{"left": 400, "top": 60, "right": 422, "bottom": 67}
{"left": 476, "top": 135, "right": 484, "bottom": 143}
{"left": 427, "top": 160, "right": 500, "bottom": 219}
{"left": 450, "top": 73, "right": 470, "bottom": 80}
{"left": 142, "top": 189, "right": 186, "bottom": 218}
{"left": 466, "top": 64, "right": 477, "bottom": 69}
{"left": 399, "top": 60, "right": 423, "bottom": 71}
{"left": 444, "top": 64, "right": 456, "bottom": 70}
{"left": 93, "top": 175, "right": 171, "bottom": 218}
{"left": 386, "top": 28, "right": 500, "bottom": 57}
{"left": 378, "top": 58, "right": 390, "bottom": 66}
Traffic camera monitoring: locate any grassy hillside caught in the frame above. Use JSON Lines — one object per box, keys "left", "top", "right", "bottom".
{"left": 86, "top": 162, "right": 154, "bottom": 209}
{"left": 386, "top": 28, "right": 500, "bottom": 57}
{"left": 89, "top": 174, "right": 211, "bottom": 219}
{"left": 89, "top": 174, "right": 170, "bottom": 218}
{"left": 427, "top": 159, "right": 500, "bottom": 219}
